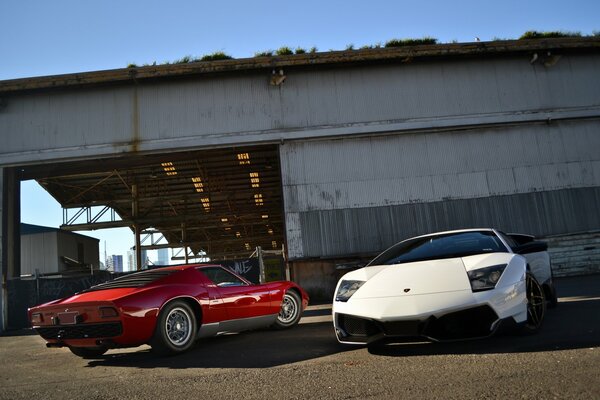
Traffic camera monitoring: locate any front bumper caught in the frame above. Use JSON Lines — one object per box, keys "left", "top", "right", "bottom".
{"left": 334, "top": 305, "right": 518, "bottom": 344}
{"left": 333, "top": 282, "right": 527, "bottom": 344}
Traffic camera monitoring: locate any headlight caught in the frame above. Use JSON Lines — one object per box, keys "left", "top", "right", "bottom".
{"left": 335, "top": 280, "right": 365, "bottom": 302}
{"left": 467, "top": 264, "right": 506, "bottom": 292}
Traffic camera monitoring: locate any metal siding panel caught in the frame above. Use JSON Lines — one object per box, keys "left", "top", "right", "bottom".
{"left": 486, "top": 169, "right": 516, "bottom": 195}
{"left": 2, "top": 55, "right": 600, "bottom": 165}
{"left": 282, "top": 121, "right": 600, "bottom": 220}
{"left": 293, "top": 187, "right": 600, "bottom": 259}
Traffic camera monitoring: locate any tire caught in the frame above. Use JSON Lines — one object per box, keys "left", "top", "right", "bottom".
{"left": 521, "top": 272, "right": 546, "bottom": 334}
{"left": 545, "top": 284, "right": 558, "bottom": 309}
{"left": 150, "top": 300, "right": 198, "bottom": 356}
{"left": 272, "top": 291, "right": 302, "bottom": 330}
{"left": 69, "top": 346, "right": 108, "bottom": 359}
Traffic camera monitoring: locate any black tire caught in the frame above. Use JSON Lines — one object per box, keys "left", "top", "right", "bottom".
{"left": 521, "top": 272, "right": 546, "bottom": 334}
{"left": 69, "top": 346, "right": 108, "bottom": 359}
{"left": 272, "top": 291, "right": 302, "bottom": 330}
{"left": 150, "top": 300, "right": 198, "bottom": 356}
{"left": 545, "top": 284, "right": 558, "bottom": 309}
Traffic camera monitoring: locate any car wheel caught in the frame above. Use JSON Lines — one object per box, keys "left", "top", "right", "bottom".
{"left": 545, "top": 285, "right": 558, "bottom": 309}
{"left": 522, "top": 272, "right": 546, "bottom": 334}
{"left": 151, "top": 300, "right": 197, "bottom": 356}
{"left": 69, "top": 346, "right": 108, "bottom": 359}
{"left": 272, "top": 291, "right": 302, "bottom": 329}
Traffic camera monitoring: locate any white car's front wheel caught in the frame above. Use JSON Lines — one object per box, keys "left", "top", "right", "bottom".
{"left": 522, "top": 273, "right": 546, "bottom": 334}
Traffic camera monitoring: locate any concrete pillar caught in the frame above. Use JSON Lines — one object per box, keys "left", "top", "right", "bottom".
{"left": 1, "top": 167, "right": 21, "bottom": 332}
{"left": 0, "top": 168, "right": 5, "bottom": 332}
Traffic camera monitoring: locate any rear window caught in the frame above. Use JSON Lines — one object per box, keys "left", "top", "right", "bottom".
{"left": 82, "top": 269, "right": 175, "bottom": 292}
{"left": 368, "top": 231, "right": 508, "bottom": 266}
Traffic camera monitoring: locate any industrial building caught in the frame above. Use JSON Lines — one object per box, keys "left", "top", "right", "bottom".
{"left": 20, "top": 223, "right": 100, "bottom": 275}
{"left": 1, "top": 37, "right": 600, "bottom": 330}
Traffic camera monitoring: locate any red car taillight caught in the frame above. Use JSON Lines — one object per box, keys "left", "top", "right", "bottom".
{"left": 99, "top": 307, "right": 119, "bottom": 318}
{"left": 31, "top": 313, "right": 43, "bottom": 324}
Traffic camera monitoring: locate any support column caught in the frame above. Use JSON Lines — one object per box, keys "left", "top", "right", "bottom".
{"left": 1, "top": 167, "right": 21, "bottom": 332}
{"left": 182, "top": 223, "right": 188, "bottom": 264}
{"left": 132, "top": 184, "right": 142, "bottom": 271}
{"left": 0, "top": 168, "right": 5, "bottom": 332}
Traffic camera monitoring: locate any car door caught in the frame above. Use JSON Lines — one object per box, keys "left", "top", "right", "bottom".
{"left": 199, "top": 266, "right": 272, "bottom": 321}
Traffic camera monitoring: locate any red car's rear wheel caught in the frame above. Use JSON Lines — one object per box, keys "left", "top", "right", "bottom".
{"left": 151, "top": 300, "right": 197, "bottom": 355}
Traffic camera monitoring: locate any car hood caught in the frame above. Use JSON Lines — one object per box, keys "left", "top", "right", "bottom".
{"left": 342, "top": 253, "right": 513, "bottom": 299}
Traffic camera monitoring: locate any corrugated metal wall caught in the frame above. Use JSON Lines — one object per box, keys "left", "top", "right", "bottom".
{"left": 20, "top": 232, "right": 58, "bottom": 275}
{"left": 1, "top": 55, "right": 599, "bottom": 165}
{"left": 281, "top": 120, "right": 600, "bottom": 259}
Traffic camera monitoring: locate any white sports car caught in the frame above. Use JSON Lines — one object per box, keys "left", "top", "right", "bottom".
{"left": 332, "top": 229, "right": 557, "bottom": 345}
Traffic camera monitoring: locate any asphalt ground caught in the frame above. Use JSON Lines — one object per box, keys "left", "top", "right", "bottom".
{"left": 1, "top": 275, "right": 599, "bottom": 400}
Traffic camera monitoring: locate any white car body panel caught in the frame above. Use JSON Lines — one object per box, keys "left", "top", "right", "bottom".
{"left": 332, "top": 228, "right": 552, "bottom": 345}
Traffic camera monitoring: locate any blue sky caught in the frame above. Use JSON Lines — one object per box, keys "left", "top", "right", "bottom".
{"left": 3, "top": 0, "right": 599, "bottom": 265}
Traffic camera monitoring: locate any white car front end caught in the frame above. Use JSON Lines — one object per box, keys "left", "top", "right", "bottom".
{"left": 333, "top": 236, "right": 531, "bottom": 344}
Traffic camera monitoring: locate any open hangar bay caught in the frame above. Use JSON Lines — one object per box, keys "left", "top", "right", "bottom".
{"left": 1, "top": 37, "right": 600, "bottom": 330}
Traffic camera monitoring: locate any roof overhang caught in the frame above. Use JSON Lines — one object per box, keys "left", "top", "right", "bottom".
{"left": 1, "top": 37, "right": 599, "bottom": 94}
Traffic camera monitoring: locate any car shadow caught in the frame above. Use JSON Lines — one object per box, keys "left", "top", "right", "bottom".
{"left": 86, "top": 321, "right": 348, "bottom": 369}
{"left": 369, "top": 297, "right": 600, "bottom": 357}
{"left": 87, "top": 275, "right": 600, "bottom": 366}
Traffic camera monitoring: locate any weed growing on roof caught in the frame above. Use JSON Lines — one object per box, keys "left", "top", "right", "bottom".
{"left": 255, "top": 50, "right": 273, "bottom": 57}
{"left": 125, "top": 31, "right": 599, "bottom": 67}
{"left": 200, "top": 52, "right": 233, "bottom": 61}
{"left": 384, "top": 37, "right": 438, "bottom": 47}
{"left": 275, "top": 46, "right": 294, "bottom": 56}
{"left": 519, "top": 30, "right": 581, "bottom": 39}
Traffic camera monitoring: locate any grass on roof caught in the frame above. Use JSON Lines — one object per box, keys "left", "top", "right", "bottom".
{"left": 519, "top": 31, "right": 582, "bottom": 39}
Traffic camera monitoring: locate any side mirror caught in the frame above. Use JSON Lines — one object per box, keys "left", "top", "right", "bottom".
{"left": 514, "top": 241, "right": 548, "bottom": 255}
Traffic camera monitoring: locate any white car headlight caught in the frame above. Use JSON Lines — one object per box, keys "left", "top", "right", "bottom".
{"left": 335, "top": 280, "right": 366, "bottom": 302}
{"left": 467, "top": 264, "right": 507, "bottom": 292}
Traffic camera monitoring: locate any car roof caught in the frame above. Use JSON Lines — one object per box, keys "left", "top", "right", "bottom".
{"left": 405, "top": 228, "right": 496, "bottom": 242}
{"left": 142, "top": 263, "right": 223, "bottom": 272}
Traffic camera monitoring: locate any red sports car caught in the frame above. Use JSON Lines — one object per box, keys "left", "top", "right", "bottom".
{"left": 28, "top": 264, "right": 309, "bottom": 358}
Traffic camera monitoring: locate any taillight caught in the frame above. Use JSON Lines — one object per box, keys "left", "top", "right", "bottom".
{"left": 31, "top": 313, "right": 43, "bottom": 324}
{"left": 99, "top": 307, "right": 119, "bottom": 318}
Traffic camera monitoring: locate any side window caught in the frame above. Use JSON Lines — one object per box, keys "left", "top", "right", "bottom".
{"left": 199, "top": 267, "right": 247, "bottom": 287}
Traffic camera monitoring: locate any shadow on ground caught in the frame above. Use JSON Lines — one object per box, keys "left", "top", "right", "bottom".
{"left": 369, "top": 275, "right": 600, "bottom": 357}
{"left": 86, "top": 321, "right": 347, "bottom": 369}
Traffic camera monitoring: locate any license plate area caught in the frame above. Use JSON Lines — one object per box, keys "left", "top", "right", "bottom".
{"left": 57, "top": 311, "right": 79, "bottom": 325}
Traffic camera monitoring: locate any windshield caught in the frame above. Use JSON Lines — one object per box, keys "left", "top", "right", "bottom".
{"left": 368, "top": 231, "right": 509, "bottom": 266}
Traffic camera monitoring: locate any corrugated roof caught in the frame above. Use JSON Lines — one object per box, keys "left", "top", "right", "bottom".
{"left": 1, "top": 37, "right": 599, "bottom": 94}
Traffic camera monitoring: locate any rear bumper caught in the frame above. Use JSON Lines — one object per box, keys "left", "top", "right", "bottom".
{"left": 34, "top": 322, "right": 124, "bottom": 348}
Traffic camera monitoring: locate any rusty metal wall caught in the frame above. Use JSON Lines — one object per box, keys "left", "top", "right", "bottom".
{"left": 1, "top": 54, "right": 600, "bottom": 166}
{"left": 281, "top": 120, "right": 600, "bottom": 259}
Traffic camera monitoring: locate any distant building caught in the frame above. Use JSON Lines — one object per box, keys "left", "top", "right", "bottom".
{"left": 126, "top": 249, "right": 149, "bottom": 271}
{"left": 111, "top": 255, "right": 123, "bottom": 272}
{"left": 20, "top": 223, "right": 100, "bottom": 275}
{"left": 157, "top": 248, "right": 169, "bottom": 265}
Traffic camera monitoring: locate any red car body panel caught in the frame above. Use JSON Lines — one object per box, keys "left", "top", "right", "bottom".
{"left": 28, "top": 264, "right": 309, "bottom": 350}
